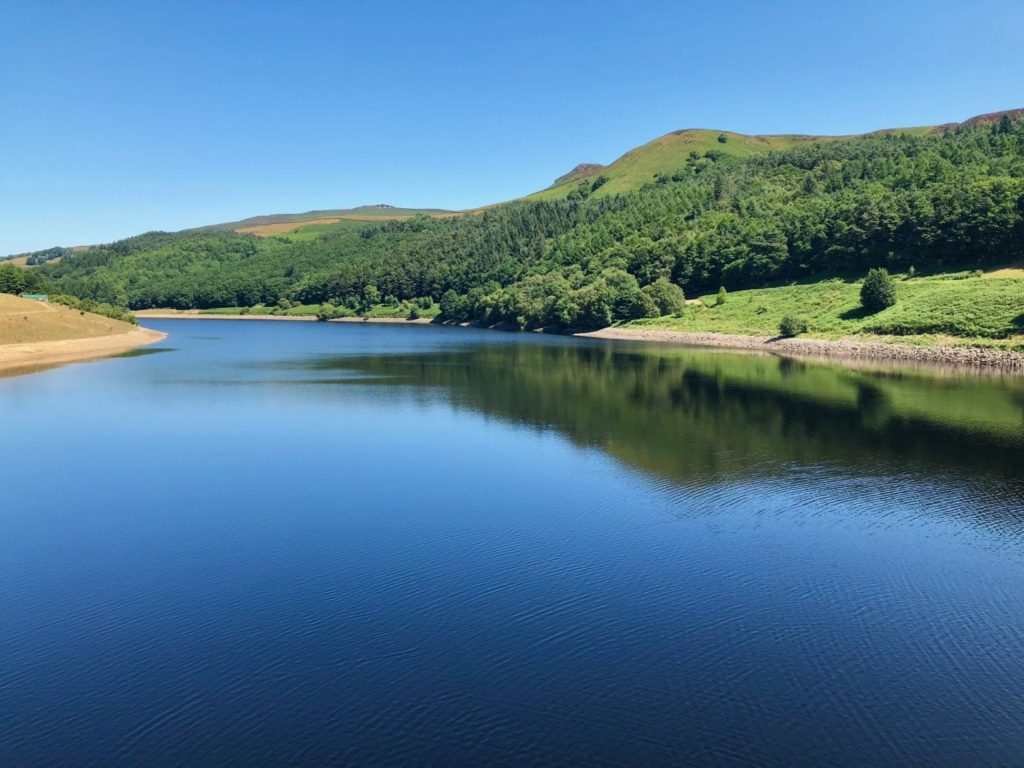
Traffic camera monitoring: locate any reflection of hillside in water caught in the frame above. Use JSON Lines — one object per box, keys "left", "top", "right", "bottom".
{"left": 299, "top": 342, "right": 1024, "bottom": 486}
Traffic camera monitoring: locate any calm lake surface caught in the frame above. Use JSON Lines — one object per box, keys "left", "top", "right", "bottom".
{"left": 2, "top": 320, "right": 1024, "bottom": 766}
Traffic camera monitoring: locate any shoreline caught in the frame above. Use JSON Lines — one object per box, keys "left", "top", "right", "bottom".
{"left": 578, "top": 327, "right": 1024, "bottom": 373}
{"left": 135, "top": 311, "right": 1024, "bottom": 374}
{"left": 0, "top": 327, "right": 167, "bottom": 377}
{"left": 135, "top": 310, "right": 435, "bottom": 325}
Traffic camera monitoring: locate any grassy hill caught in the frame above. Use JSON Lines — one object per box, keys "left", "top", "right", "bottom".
{"left": 625, "top": 269, "right": 1024, "bottom": 349}
{"left": 523, "top": 109, "right": 1022, "bottom": 202}
{"left": 9, "top": 108, "right": 1020, "bottom": 257}
{"left": 26, "top": 107, "right": 1024, "bottom": 359}
{"left": 198, "top": 204, "right": 457, "bottom": 238}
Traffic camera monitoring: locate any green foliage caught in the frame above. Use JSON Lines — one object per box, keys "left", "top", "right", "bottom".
{"left": 779, "top": 315, "right": 809, "bottom": 337}
{"left": 642, "top": 277, "right": 687, "bottom": 316}
{"left": 861, "top": 268, "right": 897, "bottom": 313}
{"left": 49, "top": 294, "right": 137, "bottom": 324}
{"left": 317, "top": 302, "right": 339, "bottom": 321}
{"left": 574, "top": 280, "right": 614, "bottom": 329}
{"left": 36, "top": 114, "right": 1024, "bottom": 338}
{"left": 0, "top": 264, "right": 45, "bottom": 295}
{"left": 716, "top": 286, "right": 728, "bottom": 306}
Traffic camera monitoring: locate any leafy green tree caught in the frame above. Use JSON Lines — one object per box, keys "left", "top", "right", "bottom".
{"left": 716, "top": 286, "right": 728, "bottom": 306}
{"left": 642, "top": 278, "right": 686, "bottom": 316}
{"left": 573, "top": 281, "right": 614, "bottom": 329}
{"left": 439, "top": 289, "right": 466, "bottom": 321}
{"left": 779, "top": 315, "right": 808, "bottom": 337}
{"left": 0, "top": 264, "right": 26, "bottom": 294}
{"left": 362, "top": 284, "right": 381, "bottom": 311}
{"left": 861, "top": 268, "right": 897, "bottom": 313}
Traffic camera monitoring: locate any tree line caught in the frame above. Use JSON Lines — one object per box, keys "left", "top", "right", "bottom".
{"left": 26, "top": 114, "right": 1024, "bottom": 330}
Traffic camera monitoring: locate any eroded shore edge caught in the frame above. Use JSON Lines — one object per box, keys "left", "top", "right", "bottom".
{"left": 579, "top": 327, "right": 1024, "bottom": 373}
{"left": 0, "top": 327, "right": 167, "bottom": 377}
{"left": 134, "top": 312, "right": 1024, "bottom": 374}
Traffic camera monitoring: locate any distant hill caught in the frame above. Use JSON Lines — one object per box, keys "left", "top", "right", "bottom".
{"left": 552, "top": 163, "right": 607, "bottom": 186}
{"left": 9, "top": 108, "right": 1021, "bottom": 254}
{"left": 524, "top": 108, "right": 1024, "bottom": 202}
{"left": 197, "top": 204, "right": 458, "bottom": 237}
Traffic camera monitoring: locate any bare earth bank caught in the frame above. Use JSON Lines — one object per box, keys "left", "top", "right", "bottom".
{"left": 0, "top": 327, "right": 167, "bottom": 376}
{"left": 579, "top": 327, "right": 1024, "bottom": 373}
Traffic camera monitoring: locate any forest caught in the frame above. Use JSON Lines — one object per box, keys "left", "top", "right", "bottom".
{"left": 19, "top": 114, "right": 1024, "bottom": 331}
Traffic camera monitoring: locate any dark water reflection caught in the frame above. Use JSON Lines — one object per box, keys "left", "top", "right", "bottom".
{"left": 300, "top": 340, "right": 1024, "bottom": 483}
{"left": 1, "top": 320, "right": 1023, "bottom": 766}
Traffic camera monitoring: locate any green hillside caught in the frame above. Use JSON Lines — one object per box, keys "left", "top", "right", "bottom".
{"left": 526, "top": 130, "right": 815, "bottom": 201}
{"left": 627, "top": 272, "right": 1024, "bottom": 347}
{"left": 17, "top": 108, "right": 1024, "bottom": 352}
{"left": 522, "top": 109, "right": 1021, "bottom": 203}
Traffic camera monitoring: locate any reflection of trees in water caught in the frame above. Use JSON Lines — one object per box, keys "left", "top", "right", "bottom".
{"left": 306, "top": 343, "right": 1024, "bottom": 485}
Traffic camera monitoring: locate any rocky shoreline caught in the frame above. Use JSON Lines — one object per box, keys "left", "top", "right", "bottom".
{"left": 578, "top": 327, "right": 1024, "bottom": 374}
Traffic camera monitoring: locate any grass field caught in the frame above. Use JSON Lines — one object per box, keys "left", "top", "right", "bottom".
{"left": 625, "top": 270, "right": 1024, "bottom": 349}
{"left": 0, "top": 294, "right": 135, "bottom": 344}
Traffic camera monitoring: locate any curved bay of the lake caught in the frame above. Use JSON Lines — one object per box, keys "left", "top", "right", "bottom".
{"left": 2, "top": 319, "right": 1023, "bottom": 766}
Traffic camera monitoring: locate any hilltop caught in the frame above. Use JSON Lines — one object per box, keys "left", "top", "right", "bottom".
{"left": 195, "top": 204, "right": 457, "bottom": 238}
{"left": 8, "top": 108, "right": 1021, "bottom": 256}
{"left": 525, "top": 108, "right": 1024, "bottom": 202}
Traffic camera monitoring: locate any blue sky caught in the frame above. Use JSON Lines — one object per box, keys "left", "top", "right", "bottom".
{"left": 2, "top": 0, "right": 1022, "bottom": 254}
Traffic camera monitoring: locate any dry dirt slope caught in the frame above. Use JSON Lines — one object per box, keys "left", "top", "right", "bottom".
{"left": 0, "top": 294, "right": 136, "bottom": 344}
{"left": 0, "top": 294, "right": 166, "bottom": 376}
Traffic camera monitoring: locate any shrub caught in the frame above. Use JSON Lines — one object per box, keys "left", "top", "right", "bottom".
{"left": 642, "top": 278, "right": 686, "bottom": 316}
{"left": 716, "top": 286, "right": 728, "bottom": 306}
{"left": 779, "top": 315, "right": 808, "bottom": 337}
{"left": 407, "top": 306, "right": 420, "bottom": 320}
{"left": 50, "top": 294, "right": 137, "bottom": 324}
{"left": 860, "top": 268, "right": 897, "bottom": 313}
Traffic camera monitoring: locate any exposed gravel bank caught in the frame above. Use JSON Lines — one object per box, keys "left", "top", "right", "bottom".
{"left": 578, "top": 327, "right": 1024, "bottom": 373}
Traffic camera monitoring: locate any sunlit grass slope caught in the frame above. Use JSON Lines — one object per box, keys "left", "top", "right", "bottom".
{"left": 626, "top": 270, "right": 1024, "bottom": 347}
{"left": 0, "top": 294, "right": 135, "bottom": 345}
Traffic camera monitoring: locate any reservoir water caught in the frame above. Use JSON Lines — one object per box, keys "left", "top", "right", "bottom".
{"left": 2, "top": 320, "right": 1023, "bottom": 766}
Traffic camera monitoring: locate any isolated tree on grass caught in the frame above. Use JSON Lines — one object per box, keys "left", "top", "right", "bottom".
{"left": 716, "top": 286, "right": 728, "bottom": 306}
{"left": 860, "top": 268, "right": 897, "bottom": 313}
{"left": 779, "top": 315, "right": 808, "bottom": 337}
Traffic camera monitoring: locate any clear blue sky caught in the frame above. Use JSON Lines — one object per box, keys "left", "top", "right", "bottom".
{"left": 2, "top": 0, "right": 1022, "bottom": 254}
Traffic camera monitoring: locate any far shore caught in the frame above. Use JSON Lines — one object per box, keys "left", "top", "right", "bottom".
{"left": 0, "top": 327, "right": 167, "bottom": 376}
{"left": 135, "top": 309, "right": 435, "bottom": 325}
{"left": 135, "top": 310, "right": 1024, "bottom": 374}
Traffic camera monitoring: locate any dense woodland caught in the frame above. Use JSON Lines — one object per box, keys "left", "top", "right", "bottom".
{"left": 15, "top": 115, "right": 1024, "bottom": 330}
